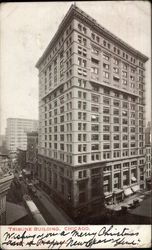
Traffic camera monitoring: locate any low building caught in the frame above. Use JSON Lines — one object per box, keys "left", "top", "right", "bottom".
{"left": 0, "top": 172, "right": 14, "bottom": 224}
{"left": 26, "top": 132, "right": 38, "bottom": 179}
{"left": 6, "top": 202, "right": 28, "bottom": 225}
{"left": 0, "top": 154, "right": 10, "bottom": 171}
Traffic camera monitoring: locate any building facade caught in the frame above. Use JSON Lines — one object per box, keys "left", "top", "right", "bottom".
{"left": 145, "top": 122, "right": 151, "bottom": 145}
{"left": 36, "top": 5, "right": 148, "bottom": 218}
{"left": 0, "top": 173, "right": 14, "bottom": 224}
{"left": 145, "top": 146, "right": 151, "bottom": 183}
{"left": 6, "top": 118, "right": 38, "bottom": 153}
{"left": 17, "top": 148, "right": 27, "bottom": 170}
{"left": 26, "top": 132, "right": 38, "bottom": 179}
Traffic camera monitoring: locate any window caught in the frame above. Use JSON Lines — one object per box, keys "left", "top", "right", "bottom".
{"left": 130, "top": 76, "right": 135, "bottom": 81}
{"left": 113, "top": 117, "right": 119, "bottom": 123}
{"left": 104, "top": 88, "right": 110, "bottom": 95}
{"left": 114, "top": 134, "right": 119, "bottom": 140}
{"left": 103, "top": 63, "right": 109, "bottom": 70}
{"left": 103, "top": 97, "right": 110, "bottom": 105}
{"left": 122, "top": 102, "right": 128, "bottom": 109}
{"left": 91, "top": 134, "right": 99, "bottom": 140}
{"left": 114, "top": 58, "right": 119, "bottom": 65}
{"left": 103, "top": 107, "right": 110, "bottom": 114}
{"left": 91, "top": 32, "right": 95, "bottom": 39}
{"left": 103, "top": 125, "right": 110, "bottom": 132}
{"left": 103, "top": 116, "right": 110, "bottom": 123}
{"left": 103, "top": 40, "right": 107, "bottom": 46}
{"left": 91, "top": 105, "right": 99, "bottom": 112}
{"left": 122, "top": 119, "right": 128, "bottom": 125}
{"left": 103, "top": 144, "right": 110, "bottom": 149}
{"left": 123, "top": 143, "right": 128, "bottom": 148}
{"left": 113, "top": 126, "right": 119, "bottom": 132}
{"left": 130, "top": 127, "right": 135, "bottom": 133}
{"left": 78, "top": 79, "right": 86, "bottom": 88}
{"left": 91, "top": 84, "right": 99, "bottom": 92}
{"left": 103, "top": 71, "right": 109, "bottom": 79}
{"left": 91, "top": 58, "right": 99, "bottom": 64}
{"left": 113, "top": 109, "right": 119, "bottom": 115}
{"left": 91, "top": 115, "right": 99, "bottom": 122}
{"left": 91, "top": 67, "right": 98, "bottom": 74}
{"left": 113, "top": 67, "right": 119, "bottom": 74}
{"left": 122, "top": 79, "right": 127, "bottom": 85}
{"left": 83, "top": 27, "right": 87, "bottom": 34}
{"left": 122, "top": 110, "right": 128, "bottom": 116}
{"left": 91, "top": 144, "right": 99, "bottom": 151}
{"left": 78, "top": 91, "right": 87, "bottom": 99}
{"left": 92, "top": 94, "right": 99, "bottom": 103}
{"left": 103, "top": 54, "right": 109, "bottom": 61}
{"left": 123, "top": 135, "right": 128, "bottom": 140}
{"left": 114, "top": 143, "right": 120, "bottom": 149}
{"left": 103, "top": 134, "right": 110, "bottom": 140}
{"left": 78, "top": 156, "right": 82, "bottom": 163}
{"left": 91, "top": 47, "right": 99, "bottom": 55}
{"left": 91, "top": 124, "right": 99, "bottom": 131}
{"left": 123, "top": 63, "right": 127, "bottom": 69}
{"left": 60, "top": 115, "right": 64, "bottom": 122}
{"left": 78, "top": 23, "right": 82, "bottom": 31}
{"left": 122, "top": 71, "right": 127, "bottom": 78}
{"left": 113, "top": 100, "right": 119, "bottom": 107}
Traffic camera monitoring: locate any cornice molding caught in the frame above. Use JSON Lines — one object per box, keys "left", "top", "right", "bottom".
{"left": 36, "top": 4, "right": 148, "bottom": 69}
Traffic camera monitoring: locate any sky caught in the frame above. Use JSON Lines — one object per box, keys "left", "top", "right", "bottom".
{"left": 0, "top": 1, "right": 151, "bottom": 134}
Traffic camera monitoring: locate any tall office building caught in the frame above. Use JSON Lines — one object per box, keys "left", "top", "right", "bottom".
{"left": 36, "top": 5, "right": 148, "bottom": 218}
{"left": 6, "top": 118, "right": 38, "bottom": 153}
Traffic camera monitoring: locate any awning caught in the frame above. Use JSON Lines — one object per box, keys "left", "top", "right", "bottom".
{"left": 104, "top": 192, "right": 112, "bottom": 198}
{"left": 114, "top": 189, "right": 123, "bottom": 195}
{"left": 131, "top": 185, "right": 140, "bottom": 193}
{"left": 131, "top": 176, "right": 136, "bottom": 182}
{"left": 113, "top": 75, "right": 120, "bottom": 79}
{"left": 124, "top": 188, "right": 133, "bottom": 196}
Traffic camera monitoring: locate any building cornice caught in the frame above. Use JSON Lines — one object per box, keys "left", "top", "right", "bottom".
{"left": 36, "top": 4, "right": 148, "bottom": 69}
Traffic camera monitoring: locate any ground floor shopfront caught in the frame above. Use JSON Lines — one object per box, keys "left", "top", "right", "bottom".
{"left": 104, "top": 183, "right": 142, "bottom": 205}
{"left": 37, "top": 154, "right": 146, "bottom": 219}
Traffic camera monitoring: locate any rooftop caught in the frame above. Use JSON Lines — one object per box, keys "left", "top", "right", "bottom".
{"left": 36, "top": 4, "right": 148, "bottom": 68}
{"left": 6, "top": 202, "right": 27, "bottom": 225}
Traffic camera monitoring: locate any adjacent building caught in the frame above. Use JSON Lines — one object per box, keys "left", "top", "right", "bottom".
{"left": 0, "top": 154, "right": 10, "bottom": 171}
{"left": 145, "top": 122, "right": 151, "bottom": 190}
{"left": 26, "top": 132, "right": 38, "bottom": 179}
{"left": 0, "top": 172, "right": 14, "bottom": 224}
{"left": 17, "top": 148, "right": 27, "bottom": 170}
{"left": 6, "top": 118, "right": 38, "bottom": 154}
{"left": 36, "top": 5, "right": 148, "bottom": 218}
{"left": 0, "top": 135, "right": 8, "bottom": 154}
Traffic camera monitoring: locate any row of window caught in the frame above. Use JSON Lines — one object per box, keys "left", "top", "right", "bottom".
{"left": 77, "top": 23, "right": 143, "bottom": 67}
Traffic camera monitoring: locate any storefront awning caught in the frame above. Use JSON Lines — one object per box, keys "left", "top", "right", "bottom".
{"left": 131, "top": 176, "right": 136, "bottom": 182}
{"left": 104, "top": 192, "right": 112, "bottom": 198}
{"left": 131, "top": 185, "right": 140, "bottom": 193}
{"left": 114, "top": 189, "right": 123, "bottom": 195}
{"left": 124, "top": 188, "right": 133, "bottom": 196}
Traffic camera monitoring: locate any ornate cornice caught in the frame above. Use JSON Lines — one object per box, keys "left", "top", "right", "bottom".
{"left": 36, "top": 4, "right": 148, "bottom": 69}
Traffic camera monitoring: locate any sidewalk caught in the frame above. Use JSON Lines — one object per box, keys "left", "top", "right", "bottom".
{"left": 36, "top": 188, "right": 74, "bottom": 225}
